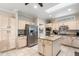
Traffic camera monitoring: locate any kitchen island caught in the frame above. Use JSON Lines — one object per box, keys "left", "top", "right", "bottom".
{"left": 38, "top": 35, "right": 62, "bottom": 56}
{"left": 16, "top": 36, "right": 27, "bottom": 49}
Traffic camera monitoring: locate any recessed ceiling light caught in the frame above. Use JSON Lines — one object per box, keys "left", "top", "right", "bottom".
{"left": 49, "top": 15, "right": 52, "bottom": 17}
{"left": 68, "top": 9, "right": 72, "bottom": 11}
{"left": 34, "top": 5, "right": 37, "bottom": 8}
{"left": 46, "top": 3, "right": 74, "bottom": 13}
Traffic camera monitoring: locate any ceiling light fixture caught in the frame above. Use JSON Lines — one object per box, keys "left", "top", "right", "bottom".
{"left": 68, "top": 9, "right": 72, "bottom": 11}
{"left": 34, "top": 5, "right": 38, "bottom": 8}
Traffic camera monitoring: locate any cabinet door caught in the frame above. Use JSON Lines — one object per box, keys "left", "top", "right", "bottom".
{"left": 0, "top": 30, "right": 1, "bottom": 41}
{"left": 0, "top": 15, "right": 9, "bottom": 52}
{"left": 17, "top": 37, "right": 27, "bottom": 48}
{"left": 0, "top": 15, "right": 8, "bottom": 29}
{"left": 19, "top": 20, "right": 26, "bottom": 29}
{"left": 38, "top": 39, "right": 44, "bottom": 54}
{"left": 0, "top": 15, "right": 2, "bottom": 28}
{"left": 43, "top": 40, "right": 53, "bottom": 56}
{"left": 0, "top": 15, "right": 16, "bottom": 51}
{"left": 0, "top": 30, "right": 9, "bottom": 51}
{"left": 8, "top": 18, "right": 16, "bottom": 49}
{"left": 53, "top": 38, "right": 61, "bottom": 56}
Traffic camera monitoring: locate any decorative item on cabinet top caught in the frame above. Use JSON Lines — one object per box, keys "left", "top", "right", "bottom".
{"left": 46, "top": 20, "right": 52, "bottom": 23}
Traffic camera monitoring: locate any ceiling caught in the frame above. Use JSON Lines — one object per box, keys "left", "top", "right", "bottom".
{"left": 0, "top": 3, "right": 79, "bottom": 20}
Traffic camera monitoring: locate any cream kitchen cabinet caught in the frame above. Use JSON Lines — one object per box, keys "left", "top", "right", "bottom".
{"left": 43, "top": 40, "right": 53, "bottom": 56}
{"left": 19, "top": 20, "right": 26, "bottom": 29}
{"left": 0, "top": 15, "right": 16, "bottom": 52}
{"left": 17, "top": 36, "right": 27, "bottom": 48}
{"left": 38, "top": 39, "right": 53, "bottom": 56}
{"left": 0, "top": 30, "right": 9, "bottom": 52}
{"left": 38, "top": 39, "right": 44, "bottom": 55}
{"left": 38, "top": 36, "right": 62, "bottom": 56}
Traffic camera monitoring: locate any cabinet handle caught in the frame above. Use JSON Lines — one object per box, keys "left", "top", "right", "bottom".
{"left": 7, "top": 26, "right": 11, "bottom": 28}
{"left": 7, "top": 30, "right": 11, "bottom": 33}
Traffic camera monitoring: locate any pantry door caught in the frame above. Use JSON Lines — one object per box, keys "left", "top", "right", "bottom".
{"left": 8, "top": 17, "right": 16, "bottom": 49}
{"left": 0, "top": 15, "right": 16, "bottom": 51}
{"left": 0, "top": 15, "right": 9, "bottom": 51}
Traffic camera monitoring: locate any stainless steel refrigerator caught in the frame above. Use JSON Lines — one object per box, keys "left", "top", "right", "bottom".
{"left": 25, "top": 24, "right": 38, "bottom": 47}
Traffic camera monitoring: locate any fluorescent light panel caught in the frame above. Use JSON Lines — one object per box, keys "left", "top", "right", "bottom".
{"left": 46, "top": 3, "right": 74, "bottom": 13}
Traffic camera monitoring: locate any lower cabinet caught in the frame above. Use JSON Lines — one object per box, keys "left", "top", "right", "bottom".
{"left": 38, "top": 39, "right": 44, "bottom": 55}
{"left": 0, "top": 30, "right": 9, "bottom": 52}
{"left": 16, "top": 36, "right": 27, "bottom": 48}
{"left": 43, "top": 40, "right": 53, "bottom": 56}
{"left": 38, "top": 39, "right": 53, "bottom": 56}
{"left": 0, "top": 40, "right": 9, "bottom": 52}
{"left": 38, "top": 38, "right": 61, "bottom": 56}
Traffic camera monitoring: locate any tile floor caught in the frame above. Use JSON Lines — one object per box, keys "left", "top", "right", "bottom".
{"left": 0, "top": 44, "right": 79, "bottom": 56}
{"left": 0, "top": 45, "right": 41, "bottom": 56}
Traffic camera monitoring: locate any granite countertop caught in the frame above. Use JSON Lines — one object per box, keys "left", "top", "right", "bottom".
{"left": 18, "top": 35, "right": 26, "bottom": 37}
{"left": 39, "top": 35, "right": 62, "bottom": 41}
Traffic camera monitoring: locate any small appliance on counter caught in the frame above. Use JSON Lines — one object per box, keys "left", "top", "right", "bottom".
{"left": 58, "top": 25, "right": 69, "bottom": 35}
{"left": 53, "top": 30, "right": 58, "bottom": 35}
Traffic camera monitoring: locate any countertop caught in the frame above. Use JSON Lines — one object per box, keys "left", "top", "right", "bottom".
{"left": 18, "top": 35, "right": 27, "bottom": 37}
{"left": 39, "top": 35, "right": 79, "bottom": 49}
{"left": 39, "top": 35, "right": 62, "bottom": 42}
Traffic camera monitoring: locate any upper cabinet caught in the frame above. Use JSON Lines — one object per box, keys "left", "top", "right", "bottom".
{"left": 52, "top": 16, "right": 76, "bottom": 30}
{"left": 19, "top": 20, "right": 26, "bottom": 29}
{"left": 0, "top": 15, "right": 9, "bottom": 29}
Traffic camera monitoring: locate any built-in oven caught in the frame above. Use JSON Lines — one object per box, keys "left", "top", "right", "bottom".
{"left": 45, "top": 27, "right": 51, "bottom": 36}
{"left": 18, "top": 29, "right": 25, "bottom": 36}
